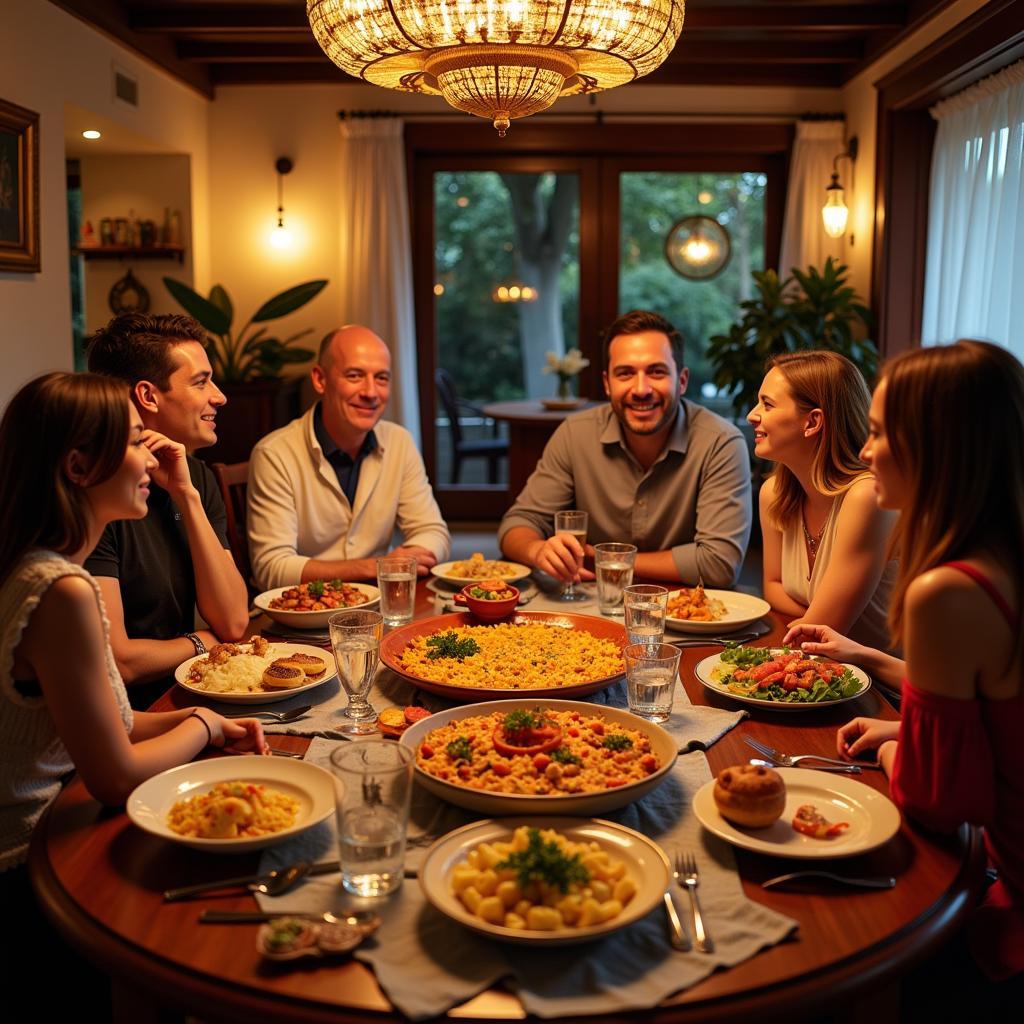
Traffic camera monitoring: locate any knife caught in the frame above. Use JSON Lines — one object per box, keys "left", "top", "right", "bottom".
{"left": 164, "top": 859, "right": 340, "bottom": 901}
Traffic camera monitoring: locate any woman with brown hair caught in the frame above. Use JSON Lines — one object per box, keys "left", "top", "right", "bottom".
{"left": 747, "top": 350, "right": 897, "bottom": 649}
{"left": 0, "top": 373, "right": 268, "bottom": 875}
{"left": 787, "top": 340, "right": 1024, "bottom": 993}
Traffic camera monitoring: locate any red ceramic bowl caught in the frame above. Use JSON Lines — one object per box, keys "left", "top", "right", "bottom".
{"left": 453, "top": 583, "right": 520, "bottom": 622}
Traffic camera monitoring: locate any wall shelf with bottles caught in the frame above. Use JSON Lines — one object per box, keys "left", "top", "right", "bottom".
{"left": 73, "top": 245, "right": 186, "bottom": 263}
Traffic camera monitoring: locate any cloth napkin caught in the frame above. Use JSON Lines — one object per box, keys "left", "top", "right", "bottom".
{"left": 254, "top": 688, "right": 795, "bottom": 1020}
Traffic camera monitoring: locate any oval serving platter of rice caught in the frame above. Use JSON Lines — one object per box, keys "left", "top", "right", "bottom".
{"left": 174, "top": 641, "right": 336, "bottom": 704}
{"left": 379, "top": 611, "right": 627, "bottom": 702}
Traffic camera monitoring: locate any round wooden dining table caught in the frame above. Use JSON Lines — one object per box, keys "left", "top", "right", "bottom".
{"left": 30, "top": 583, "right": 985, "bottom": 1022}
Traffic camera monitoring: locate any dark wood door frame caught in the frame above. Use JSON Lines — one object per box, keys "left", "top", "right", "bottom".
{"left": 406, "top": 122, "right": 792, "bottom": 517}
{"left": 872, "top": 0, "right": 1024, "bottom": 357}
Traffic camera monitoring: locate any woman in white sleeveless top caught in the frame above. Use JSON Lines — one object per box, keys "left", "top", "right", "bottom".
{"left": 747, "top": 351, "right": 896, "bottom": 651}
{"left": 0, "top": 373, "right": 269, "bottom": 873}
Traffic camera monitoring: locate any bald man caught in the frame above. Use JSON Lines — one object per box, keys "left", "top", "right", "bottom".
{"left": 247, "top": 326, "right": 450, "bottom": 589}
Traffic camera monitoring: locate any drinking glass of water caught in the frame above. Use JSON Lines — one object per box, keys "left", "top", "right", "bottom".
{"left": 329, "top": 741, "right": 413, "bottom": 897}
{"left": 328, "top": 609, "right": 383, "bottom": 736}
{"left": 553, "top": 509, "right": 589, "bottom": 602}
{"left": 623, "top": 584, "right": 668, "bottom": 647}
{"left": 594, "top": 542, "right": 637, "bottom": 615}
{"left": 624, "top": 642, "right": 682, "bottom": 723}
{"left": 376, "top": 556, "right": 417, "bottom": 626}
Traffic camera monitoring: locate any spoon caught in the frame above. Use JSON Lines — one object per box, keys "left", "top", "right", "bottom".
{"left": 200, "top": 909, "right": 380, "bottom": 926}
{"left": 762, "top": 871, "right": 896, "bottom": 891}
{"left": 164, "top": 861, "right": 318, "bottom": 902}
{"left": 226, "top": 705, "right": 312, "bottom": 722}
{"left": 748, "top": 757, "right": 861, "bottom": 775}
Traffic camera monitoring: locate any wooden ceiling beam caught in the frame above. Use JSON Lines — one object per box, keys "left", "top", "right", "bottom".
{"left": 178, "top": 41, "right": 326, "bottom": 63}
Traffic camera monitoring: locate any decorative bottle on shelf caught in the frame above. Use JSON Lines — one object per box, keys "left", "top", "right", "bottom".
{"left": 169, "top": 210, "right": 181, "bottom": 246}
{"left": 161, "top": 207, "right": 171, "bottom": 245}
{"left": 80, "top": 221, "right": 97, "bottom": 248}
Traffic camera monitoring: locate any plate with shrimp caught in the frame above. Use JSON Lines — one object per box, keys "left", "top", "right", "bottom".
{"left": 694, "top": 645, "right": 870, "bottom": 710}
{"left": 664, "top": 587, "right": 771, "bottom": 635}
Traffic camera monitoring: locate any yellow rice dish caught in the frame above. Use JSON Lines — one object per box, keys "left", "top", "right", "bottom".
{"left": 167, "top": 780, "right": 299, "bottom": 839}
{"left": 447, "top": 553, "right": 523, "bottom": 580}
{"left": 397, "top": 622, "right": 623, "bottom": 690}
{"left": 451, "top": 825, "right": 637, "bottom": 931}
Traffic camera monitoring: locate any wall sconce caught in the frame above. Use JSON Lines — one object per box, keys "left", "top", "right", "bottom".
{"left": 270, "top": 156, "right": 293, "bottom": 250}
{"left": 822, "top": 136, "right": 858, "bottom": 239}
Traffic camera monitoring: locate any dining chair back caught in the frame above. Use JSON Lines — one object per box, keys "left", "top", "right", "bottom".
{"left": 211, "top": 460, "right": 253, "bottom": 591}
{"left": 434, "top": 368, "right": 508, "bottom": 484}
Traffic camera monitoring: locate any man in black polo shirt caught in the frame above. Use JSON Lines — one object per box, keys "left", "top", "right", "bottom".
{"left": 85, "top": 313, "right": 250, "bottom": 709}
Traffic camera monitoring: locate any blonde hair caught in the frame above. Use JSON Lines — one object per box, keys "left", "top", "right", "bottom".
{"left": 764, "top": 350, "right": 872, "bottom": 530}
{"left": 0, "top": 373, "right": 130, "bottom": 586}
{"left": 882, "top": 341, "right": 1024, "bottom": 646}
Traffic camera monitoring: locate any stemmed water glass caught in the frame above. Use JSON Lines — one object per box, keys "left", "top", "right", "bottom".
{"left": 328, "top": 609, "right": 383, "bottom": 736}
{"left": 553, "top": 509, "right": 589, "bottom": 602}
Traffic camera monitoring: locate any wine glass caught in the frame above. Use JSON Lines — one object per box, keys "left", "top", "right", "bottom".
{"left": 553, "top": 509, "right": 589, "bottom": 602}
{"left": 328, "top": 609, "right": 384, "bottom": 736}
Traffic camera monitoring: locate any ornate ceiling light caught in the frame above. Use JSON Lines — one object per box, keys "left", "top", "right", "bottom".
{"left": 307, "top": 1, "right": 686, "bottom": 136}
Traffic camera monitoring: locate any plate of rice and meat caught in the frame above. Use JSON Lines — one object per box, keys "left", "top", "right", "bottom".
{"left": 379, "top": 611, "right": 627, "bottom": 702}
{"left": 400, "top": 699, "right": 677, "bottom": 815}
{"left": 430, "top": 554, "right": 532, "bottom": 586}
{"left": 127, "top": 756, "right": 334, "bottom": 852}
{"left": 254, "top": 580, "right": 380, "bottom": 629}
{"left": 665, "top": 586, "right": 772, "bottom": 635}
{"left": 174, "top": 638, "right": 336, "bottom": 704}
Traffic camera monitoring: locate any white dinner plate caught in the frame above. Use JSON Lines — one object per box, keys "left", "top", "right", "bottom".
{"left": 694, "top": 649, "right": 871, "bottom": 711}
{"left": 430, "top": 560, "right": 533, "bottom": 586}
{"left": 665, "top": 589, "right": 771, "bottom": 635}
{"left": 254, "top": 582, "right": 379, "bottom": 629}
{"left": 692, "top": 768, "right": 901, "bottom": 859}
{"left": 174, "top": 641, "right": 336, "bottom": 704}
{"left": 419, "top": 817, "right": 670, "bottom": 945}
{"left": 127, "top": 755, "right": 335, "bottom": 853}
{"left": 400, "top": 698, "right": 677, "bottom": 815}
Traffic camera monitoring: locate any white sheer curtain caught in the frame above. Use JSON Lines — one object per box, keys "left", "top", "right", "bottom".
{"left": 338, "top": 118, "right": 420, "bottom": 444}
{"left": 778, "top": 120, "right": 846, "bottom": 279}
{"left": 922, "top": 61, "right": 1024, "bottom": 353}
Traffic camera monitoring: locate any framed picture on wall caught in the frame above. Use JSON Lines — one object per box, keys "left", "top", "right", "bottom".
{"left": 0, "top": 98, "right": 40, "bottom": 273}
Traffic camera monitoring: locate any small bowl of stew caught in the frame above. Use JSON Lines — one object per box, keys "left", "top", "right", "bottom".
{"left": 453, "top": 579, "right": 520, "bottom": 622}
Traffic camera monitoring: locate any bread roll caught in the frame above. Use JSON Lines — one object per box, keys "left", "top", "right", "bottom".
{"left": 262, "top": 661, "right": 306, "bottom": 690}
{"left": 713, "top": 764, "right": 786, "bottom": 828}
{"left": 275, "top": 652, "right": 327, "bottom": 680}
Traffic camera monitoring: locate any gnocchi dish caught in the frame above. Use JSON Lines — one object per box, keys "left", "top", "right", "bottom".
{"left": 450, "top": 825, "right": 637, "bottom": 931}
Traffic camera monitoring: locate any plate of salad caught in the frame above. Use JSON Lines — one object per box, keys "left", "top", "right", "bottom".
{"left": 694, "top": 645, "right": 870, "bottom": 710}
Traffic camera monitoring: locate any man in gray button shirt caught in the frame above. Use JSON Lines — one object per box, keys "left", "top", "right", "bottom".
{"left": 499, "top": 310, "right": 751, "bottom": 587}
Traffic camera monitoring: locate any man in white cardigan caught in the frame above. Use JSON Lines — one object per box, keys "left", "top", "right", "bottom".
{"left": 247, "top": 326, "right": 450, "bottom": 590}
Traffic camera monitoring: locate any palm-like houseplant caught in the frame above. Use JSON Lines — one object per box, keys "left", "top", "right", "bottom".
{"left": 707, "top": 257, "right": 877, "bottom": 419}
{"left": 163, "top": 277, "right": 328, "bottom": 383}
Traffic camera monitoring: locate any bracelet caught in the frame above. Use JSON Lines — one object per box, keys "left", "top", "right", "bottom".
{"left": 187, "top": 710, "right": 213, "bottom": 747}
{"left": 184, "top": 632, "right": 207, "bottom": 657}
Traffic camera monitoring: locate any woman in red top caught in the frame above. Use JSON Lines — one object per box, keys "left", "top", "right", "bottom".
{"left": 785, "top": 340, "right": 1024, "bottom": 991}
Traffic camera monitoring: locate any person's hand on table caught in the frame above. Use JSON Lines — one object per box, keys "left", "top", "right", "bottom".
{"left": 783, "top": 622, "right": 869, "bottom": 665}
{"left": 837, "top": 717, "right": 899, "bottom": 765}
{"left": 529, "top": 534, "right": 595, "bottom": 583}
{"left": 195, "top": 708, "right": 271, "bottom": 755}
{"left": 388, "top": 544, "right": 437, "bottom": 577}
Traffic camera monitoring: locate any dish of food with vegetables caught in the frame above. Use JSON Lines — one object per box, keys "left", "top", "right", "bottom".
{"left": 418, "top": 816, "right": 670, "bottom": 944}
{"left": 254, "top": 581, "right": 379, "bottom": 629}
{"left": 463, "top": 579, "right": 519, "bottom": 601}
{"left": 380, "top": 611, "right": 627, "bottom": 702}
{"left": 694, "top": 645, "right": 870, "bottom": 710}
{"left": 431, "top": 555, "right": 532, "bottom": 584}
{"left": 663, "top": 588, "right": 771, "bottom": 635}
{"left": 400, "top": 698, "right": 677, "bottom": 814}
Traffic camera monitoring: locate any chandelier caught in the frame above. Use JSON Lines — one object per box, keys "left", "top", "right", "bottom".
{"left": 308, "top": 1, "right": 686, "bottom": 136}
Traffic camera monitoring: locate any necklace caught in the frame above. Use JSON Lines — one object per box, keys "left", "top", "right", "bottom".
{"left": 802, "top": 515, "right": 828, "bottom": 580}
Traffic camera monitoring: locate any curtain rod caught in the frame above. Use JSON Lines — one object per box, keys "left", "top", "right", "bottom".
{"left": 338, "top": 109, "right": 843, "bottom": 122}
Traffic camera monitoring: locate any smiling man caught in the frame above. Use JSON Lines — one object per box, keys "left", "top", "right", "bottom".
{"left": 85, "top": 313, "right": 250, "bottom": 708}
{"left": 499, "top": 310, "right": 752, "bottom": 586}
{"left": 247, "top": 325, "right": 449, "bottom": 589}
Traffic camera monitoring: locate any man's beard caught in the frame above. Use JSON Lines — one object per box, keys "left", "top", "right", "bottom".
{"left": 616, "top": 395, "right": 680, "bottom": 436}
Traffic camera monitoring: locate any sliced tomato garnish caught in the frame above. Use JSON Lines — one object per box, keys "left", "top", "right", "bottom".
{"left": 492, "top": 723, "right": 563, "bottom": 757}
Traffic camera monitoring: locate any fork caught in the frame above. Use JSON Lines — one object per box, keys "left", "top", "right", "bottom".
{"left": 226, "top": 705, "right": 312, "bottom": 723}
{"left": 666, "top": 632, "right": 760, "bottom": 648}
{"left": 744, "top": 736, "right": 880, "bottom": 771}
{"left": 674, "top": 852, "right": 714, "bottom": 954}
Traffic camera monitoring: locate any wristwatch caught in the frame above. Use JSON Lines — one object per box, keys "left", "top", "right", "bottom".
{"left": 184, "top": 632, "right": 207, "bottom": 657}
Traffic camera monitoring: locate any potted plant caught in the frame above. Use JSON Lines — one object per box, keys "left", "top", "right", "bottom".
{"left": 163, "top": 276, "right": 328, "bottom": 462}
{"left": 707, "top": 257, "right": 877, "bottom": 419}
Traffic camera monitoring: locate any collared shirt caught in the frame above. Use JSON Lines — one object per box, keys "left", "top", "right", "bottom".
{"left": 498, "top": 400, "right": 752, "bottom": 587}
{"left": 312, "top": 403, "right": 378, "bottom": 507}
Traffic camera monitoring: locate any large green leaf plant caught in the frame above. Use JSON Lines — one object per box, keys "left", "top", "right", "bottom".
{"left": 163, "top": 277, "right": 327, "bottom": 383}
{"left": 707, "top": 257, "right": 877, "bottom": 418}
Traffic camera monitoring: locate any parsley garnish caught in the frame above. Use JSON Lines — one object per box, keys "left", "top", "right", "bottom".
{"left": 446, "top": 736, "right": 473, "bottom": 761}
{"left": 550, "top": 747, "right": 582, "bottom": 766}
{"left": 425, "top": 631, "right": 481, "bottom": 661}
{"left": 308, "top": 580, "right": 325, "bottom": 598}
{"left": 497, "top": 828, "right": 590, "bottom": 894}
{"left": 502, "top": 708, "right": 542, "bottom": 742}
{"left": 602, "top": 734, "right": 633, "bottom": 751}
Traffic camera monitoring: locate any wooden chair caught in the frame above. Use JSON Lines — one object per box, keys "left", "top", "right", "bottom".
{"left": 210, "top": 460, "right": 253, "bottom": 591}
{"left": 434, "top": 368, "right": 508, "bottom": 484}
